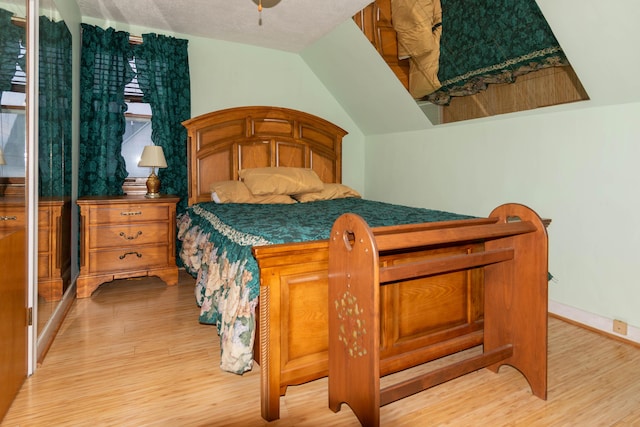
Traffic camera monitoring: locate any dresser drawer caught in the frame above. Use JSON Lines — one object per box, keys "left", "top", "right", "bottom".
{"left": 88, "top": 223, "right": 168, "bottom": 249}
{"left": 89, "top": 204, "right": 171, "bottom": 225}
{"left": 0, "top": 206, "right": 26, "bottom": 228}
{"left": 38, "top": 225, "right": 50, "bottom": 252}
{"left": 38, "top": 253, "right": 51, "bottom": 278}
{"left": 88, "top": 245, "right": 169, "bottom": 274}
{"left": 38, "top": 206, "right": 51, "bottom": 227}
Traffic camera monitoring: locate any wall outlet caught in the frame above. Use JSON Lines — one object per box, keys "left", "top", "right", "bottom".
{"left": 613, "top": 319, "right": 628, "bottom": 335}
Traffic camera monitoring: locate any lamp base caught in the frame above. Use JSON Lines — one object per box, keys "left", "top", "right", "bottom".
{"left": 145, "top": 172, "right": 161, "bottom": 198}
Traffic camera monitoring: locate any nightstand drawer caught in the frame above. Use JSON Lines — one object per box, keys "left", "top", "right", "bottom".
{"left": 88, "top": 245, "right": 169, "bottom": 274}
{"left": 89, "top": 204, "right": 170, "bottom": 225}
{"left": 89, "top": 223, "right": 168, "bottom": 249}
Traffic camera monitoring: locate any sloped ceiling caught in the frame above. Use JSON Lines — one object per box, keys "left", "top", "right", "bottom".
{"left": 302, "top": 20, "right": 432, "bottom": 135}
{"left": 306, "top": 0, "right": 640, "bottom": 135}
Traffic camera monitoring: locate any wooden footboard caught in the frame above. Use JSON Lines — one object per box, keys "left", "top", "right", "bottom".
{"left": 252, "top": 217, "right": 496, "bottom": 421}
{"left": 327, "top": 203, "right": 548, "bottom": 426}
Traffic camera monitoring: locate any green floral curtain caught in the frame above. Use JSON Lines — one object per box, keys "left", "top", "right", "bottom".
{"left": 424, "top": 0, "right": 568, "bottom": 105}
{"left": 78, "top": 24, "right": 133, "bottom": 196}
{"left": 134, "top": 34, "right": 190, "bottom": 213}
{"left": 0, "top": 8, "right": 24, "bottom": 92}
{"left": 39, "top": 16, "right": 72, "bottom": 197}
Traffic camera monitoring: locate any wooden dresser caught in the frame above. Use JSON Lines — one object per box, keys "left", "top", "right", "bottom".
{"left": 77, "top": 195, "right": 180, "bottom": 298}
{"left": 1, "top": 196, "right": 70, "bottom": 302}
{"left": 38, "top": 198, "right": 71, "bottom": 301}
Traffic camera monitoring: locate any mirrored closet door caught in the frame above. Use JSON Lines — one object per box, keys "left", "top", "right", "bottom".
{"left": 35, "top": 0, "right": 72, "bottom": 358}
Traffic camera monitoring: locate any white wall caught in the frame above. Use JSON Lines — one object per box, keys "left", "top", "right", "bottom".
{"left": 364, "top": 101, "right": 640, "bottom": 332}
{"left": 0, "top": 0, "right": 25, "bottom": 16}
{"left": 187, "top": 36, "right": 366, "bottom": 192}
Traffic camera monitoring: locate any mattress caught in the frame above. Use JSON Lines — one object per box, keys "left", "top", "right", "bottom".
{"left": 177, "top": 198, "right": 474, "bottom": 373}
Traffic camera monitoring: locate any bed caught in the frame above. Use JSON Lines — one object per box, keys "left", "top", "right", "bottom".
{"left": 180, "top": 106, "right": 490, "bottom": 421}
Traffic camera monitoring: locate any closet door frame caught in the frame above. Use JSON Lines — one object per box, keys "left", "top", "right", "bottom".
{"left": 26, "top": 0, "right": 38, "bottom": 374}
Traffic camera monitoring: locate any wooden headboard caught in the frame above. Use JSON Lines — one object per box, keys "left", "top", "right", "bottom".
{"left": 182, "top": 106, "right": 348, "bottom": 206}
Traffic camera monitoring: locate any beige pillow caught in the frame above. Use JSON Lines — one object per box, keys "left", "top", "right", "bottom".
{"left": 250, "top": 194, "right": 296, "bottom": 204}
{"left": 239, "top": 167, "right": 324, "bottom": 196}
{"left": 294, "top": 183, "right": 361, "bottom": 203}
{"left": 210, "top": 180, "right": 295, "bottom": 204}
{"left": 210, "top": 181, "right": 254, "bottom": 203}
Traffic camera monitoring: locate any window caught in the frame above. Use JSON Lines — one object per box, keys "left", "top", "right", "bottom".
{"left": 122, "top": 103, "right": 152, "bottom": 177}
{"left": 122, "top": 56, "right": 154, "bottom": 194}
{"left": 0, "top": 92, "right": 26, "bottom": 197}
{"left": 123, "top": 55, "right": 154, "bottom": 177}
{"left": 1, "top": 41, "right": 26, "bottom": 179}
{"left": 0, "top": 99, "right": 26, "bottom": 177}
{"left": 79, "top": 24, "right": 190, "bottom": 201}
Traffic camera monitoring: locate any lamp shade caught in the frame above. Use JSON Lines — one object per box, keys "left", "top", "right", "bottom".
{"left": 138, "top": 145, "right": 167, "bottom": 168}
{"left": 0, "top": 147, "right": 5, "bottom": 166}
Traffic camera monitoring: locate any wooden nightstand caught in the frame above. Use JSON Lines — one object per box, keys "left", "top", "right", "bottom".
{"left": 77, "top": 195, "right": 180, "bottom": 298}
{"left": 1, "top": 196, "right": 71, "bottom": 302}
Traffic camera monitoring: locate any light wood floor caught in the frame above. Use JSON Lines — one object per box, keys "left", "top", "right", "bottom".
{"left": 3, "top": 271, "right": 640, "bottom": 427}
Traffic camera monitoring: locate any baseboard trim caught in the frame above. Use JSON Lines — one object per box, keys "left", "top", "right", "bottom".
{"left": 549, "top": 300, "right": 640, "bottom": 348}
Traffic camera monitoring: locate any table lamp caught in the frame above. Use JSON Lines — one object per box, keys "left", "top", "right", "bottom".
{"left": 138, "top": 145, "right": 167, "bottom": 198}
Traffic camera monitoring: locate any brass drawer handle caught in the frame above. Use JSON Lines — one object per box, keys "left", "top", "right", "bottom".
{"left": 120, "top": 211, "right": 142, "bottom": 216}
{"left": 119, "top": 231, "right": 142, "bottom": 240}
{"left": 119, "top": 251, "right": 142, "bottom": 260}
{"left": 0, "top": 216, "right": 18, "bottom": 221}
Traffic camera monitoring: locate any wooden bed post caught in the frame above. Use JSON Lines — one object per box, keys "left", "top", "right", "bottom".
{"left": 259, "top": 284, "right": 282, "bottom": 421}
{"left": 484, "top": 203, "right": 549, "bottom": 399}
{"left": 328, "top": 213, "right": 382, "bottom": 427}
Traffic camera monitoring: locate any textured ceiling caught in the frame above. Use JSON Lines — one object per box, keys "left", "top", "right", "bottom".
{"left": 76, "top": 0, "right": 374, "bottom": 52}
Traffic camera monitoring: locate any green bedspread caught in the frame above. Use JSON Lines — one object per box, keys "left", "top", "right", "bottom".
{"left": 177, "top": 198, "right": 473, "bottom": 374}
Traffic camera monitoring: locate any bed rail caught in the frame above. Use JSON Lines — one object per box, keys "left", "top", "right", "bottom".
{"left": 327, "top": 203, "right": 548, "bottom": 426}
